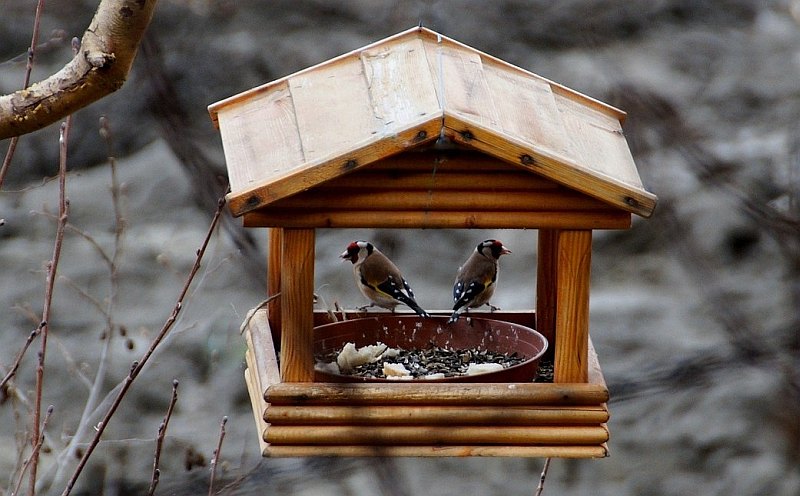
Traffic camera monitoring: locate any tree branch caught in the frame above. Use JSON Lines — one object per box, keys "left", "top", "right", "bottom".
{"left": 0, "top": 0, "right": 159, "bottom": 140}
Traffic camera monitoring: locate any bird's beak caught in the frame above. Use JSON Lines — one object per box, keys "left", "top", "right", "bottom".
{"left": 501, "top": 246, "right": 512, "bottom": 255}
{"left": 340, "top": 250, "right": 350, "bottom": 262}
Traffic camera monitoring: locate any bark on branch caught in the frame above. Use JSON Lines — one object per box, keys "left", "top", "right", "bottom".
{"left": 0, "top": 0, "right": 158, "bottom": 140}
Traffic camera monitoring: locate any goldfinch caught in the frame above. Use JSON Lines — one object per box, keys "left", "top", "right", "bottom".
{"left": 340, "top": 240, "right": 430, "bottom": 317}
{"left": 448, "top": 239, "right": 511, "bottom": 324}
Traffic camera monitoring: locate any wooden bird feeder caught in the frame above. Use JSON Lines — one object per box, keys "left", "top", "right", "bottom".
{"left": 208, "top": 27, "right": 657, "bottom": 458}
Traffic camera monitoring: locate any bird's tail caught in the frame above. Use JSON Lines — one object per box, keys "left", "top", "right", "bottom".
{"left": 398, "top": 295, "right": 430, "bottom": 318}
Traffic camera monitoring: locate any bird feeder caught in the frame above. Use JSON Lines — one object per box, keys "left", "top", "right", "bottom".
{"left": 208, "top": 27, "right": 656, "bottom": 458}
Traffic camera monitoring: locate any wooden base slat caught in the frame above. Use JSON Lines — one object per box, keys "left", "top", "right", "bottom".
{"left": 243, "top": 306, "right": 612, "bottom": 459}
{"left": 244, "top": 368, "right": 269, "bottom": 454}
{"left": 263, "top": 444, "right": 608, "bottom": 458}
{"left": 264, "top": 425, "right": 609, "bottom": 446}
{"left": 265, "top": 405, "right": 609, "bottom": 426}
{"left": 244, "top": 308, "right": 281, "bottom": 390}
{"left": 266, "top": 382, "right": 609, "bottom": 406}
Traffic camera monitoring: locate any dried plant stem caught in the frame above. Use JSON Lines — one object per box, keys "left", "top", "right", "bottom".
{"left": 209, "top": 416, "right": 228, "bottom": 496}
{"left": 534, "top": 458, "right": 551, "bottom": 496}
{"left": 61, "top": 192, "right": 227, "bottom": 496}
{"left": 147, "top": 379, "right": 179, "bottom": 496}
{"left": 12, "top": 405, "right": 53, "bottom": 496}
{"left": 0, "top": 0, "right": 50, "bottom": 422}
{"left": 30, "top": 117, "right": 71, "bottom": 496}
{"left": 0, "top": 138, "right": 20, "bottom": 189}
{"left": 0, "top": 324, "right": 42, "bottom": 391}
{"left": 48, "top": 116, "right": 126, "bottom": 491}
{"left": 0, "top": 0, "right": 45, "bottom": 188}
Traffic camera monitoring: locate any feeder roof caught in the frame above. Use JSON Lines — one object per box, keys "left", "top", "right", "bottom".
{"left": 209, "top": 27, "right": 657, "bottom": 218}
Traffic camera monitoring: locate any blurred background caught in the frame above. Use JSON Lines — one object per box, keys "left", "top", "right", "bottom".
{"left": 1, "top": 0, "right": 799, "bottom": 494}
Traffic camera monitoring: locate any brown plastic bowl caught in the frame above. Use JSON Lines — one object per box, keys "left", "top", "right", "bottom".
{"left": 314, "top": 315, "right": 548, "bottom": 383}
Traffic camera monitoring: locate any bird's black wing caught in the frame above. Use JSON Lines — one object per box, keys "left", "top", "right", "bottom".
{"left": 452, "top": 280, "right": 487, "bottom": 312}
{"left": 376, "top": 276, "right": 429, "bottom": 317}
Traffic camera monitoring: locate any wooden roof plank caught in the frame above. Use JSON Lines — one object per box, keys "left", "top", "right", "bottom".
{"left": 413, "top": 27, "right": 627, "bottom": 122}
{"left": 361, "top": 36, "right": 442, "bottom": 132}
{"left": 226, "top": 117, "right": 442, "bottom": 216}
{"left": 288, "top": 54, "right": 378, "bottom": 163}
{"left": 422, "top": 38, "right": 501, "bottom": 128}
{"left": 481, "top": 60, "right": 573, "bottom": 159}
{"left": 444, "top": 114, "right": 657, "bottom": 217}
{"left": 216, "top": 81, "right": 304, "bottom": 193}
{"left": 554, "top": 93, "right": 644, "bottom": 188}
{"left": 211, "top": 27, "right": 657, "bottom": 218}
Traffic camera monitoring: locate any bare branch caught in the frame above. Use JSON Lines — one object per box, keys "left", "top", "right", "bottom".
{"left": 147, "top": 379, "right": 179, "bottom": 496}
{"left": 0, "top": 0, "right": 46, "bottom": 188}
{"left": 0, "top": 0, "right": 159, "bottom": 140}
{"left": 45, "top": 115, "right": 128, "bottom": 492}
{"left": 61, "top": 190, "right": 228, "bottom": 496}
{"left": 12, "top": 405, "right": 54, "bottom": 496}
{"left": 534, "top": 458, "right": 551, "bottom": 496}
{"left": 208, "top": 416, "right": 228, "bottom": 496}
{"left": 0, "top": 324, "right": 43, "bottom": 392}
{"left": 30, "top": 117, "right": 71, "bottom": 494}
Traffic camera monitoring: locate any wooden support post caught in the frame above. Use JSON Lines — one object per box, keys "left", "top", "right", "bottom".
{"left": 268, "top": 228, "right": 283, "bottom": 342}
{"left": 536, "top": 229, "right": 558, "bottom": 362}
{"left": 554, "top": 230, "right": 592, "bottom": 383}
{"left": 280, "top": 228, "right": 315, "bottom": 382}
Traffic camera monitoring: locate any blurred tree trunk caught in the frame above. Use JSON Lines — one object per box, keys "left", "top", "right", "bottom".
{"left": 0, "top": 0, "right": 158, "bottom": 140}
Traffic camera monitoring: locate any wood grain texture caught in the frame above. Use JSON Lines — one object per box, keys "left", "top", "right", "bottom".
{"left": 243, "top": 369, "right": 269, "bottom": 455}
{"left": 262, "top": 444, "right": 608, "bottom": 458}
{"left": 288, "top": 55, "right": 377, "bottom": 162}
{"left": 321, "top": 169, "right": 557, "bottom": 190}
{"left": 267, "top": 228, "right": 282, "bottom": 340}
{"left": 279, "top": 229, "right": 315, "bottom": 382}
{"left": 216, "top": 82, "right": 304, "bottom": 193}
{"left": 244, "top": 308, "right": 282, "bottom": 391}
{"left": 265, "top": 405, "right": 609, "bottom": 426}
{"left": 536, "top": 229, "right": 558, "bottom": 361}
{"left": 226, "top": 118, "right": 441, "bottom": 216}
{"left": 444, "top": 115, "right": 657, "bottom": 217}
{"left": 264, "top": 425, "right": 609, "bottom": 445}
{"left": 361, "top": 36, "right": 441, "bottom": 131}
{"left": 243, "top": 209, "right": 631, "bottom": 230}
{"left": 212, "top": 27, "right": 656, "bottom": 218}
{"left": 270, "top": 189, "right": 610, "bottom": 211}
{"left": 553, "top": 230, "right": 592, "bottom": 383}
{"left": 266, "top": 382, "right": 609, "bottom": 406}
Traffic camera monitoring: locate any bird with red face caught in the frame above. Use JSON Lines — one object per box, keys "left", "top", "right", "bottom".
{"left": 340, "top": 240, "right": 429, "bottom": 317}
{"left": 448, "top": 239, "right": 511, "bottom": 324}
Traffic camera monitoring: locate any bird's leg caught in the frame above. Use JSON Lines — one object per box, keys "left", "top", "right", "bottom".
{"left": 356, "top": 303, "right": 376, "bottom": 312}
{"left": 487, "top": 302, "right": 501, "bottom": 312}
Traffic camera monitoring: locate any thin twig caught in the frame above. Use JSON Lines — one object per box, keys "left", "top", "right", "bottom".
{"left": 46, "top": 114, "right": 129, "bottom": 492}
{"left": 534, "top": 458, "right": 551, "bottom": 496}
{"left": 0, "top": 0, "right": 46, "bottom": 189}
{"left": 30, "top": 116, "right": 71, "bottom": 495}
{"left": 12, "top": 405, "right": 53, "bottom": 496}
{"left": 208, "top": 416, "right": 228, "bottom": 496}
{"left": 0, "top": 324, "right": 43, "bottom": 391}
{"left": 238, "top": 293, "right": 281, "bottom": 334}
{"left": 99, "top": 116, "right": 126, "bottom": 258}
{"left": 61, "top": 190, "right": 228, "bottom": 496}
{"left": 147, "top": 379, "right": 179, "bottom": 496}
